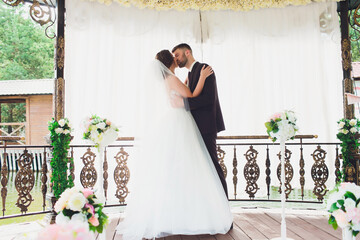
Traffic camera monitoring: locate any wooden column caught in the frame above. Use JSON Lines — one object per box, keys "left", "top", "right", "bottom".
{"left": 54, "top": 0, "right": 65, "bottom": 121}
{"left": 340, "top": 0, "right": 355, "bottom": 120}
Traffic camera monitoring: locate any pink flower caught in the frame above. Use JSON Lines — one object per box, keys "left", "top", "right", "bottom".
{"left": 269, "top": 113, "right": 282, "bottom": 121}
{"left": 106, "top": 119, "right": 111, "bottom": 126}
{"left": 347, "top": 207, "right": 360, "bottom": 224}
{"left": 82, "top": 188, "right": 93, "bottom": 198}
{"left": 89, "top": 216, "right": 99, "bottom": 226}
{"left": 333, "top": 209, "right": 350, "bottom": 228}
{"left": 85, "top": 203, "right": 95, "bottom": 215}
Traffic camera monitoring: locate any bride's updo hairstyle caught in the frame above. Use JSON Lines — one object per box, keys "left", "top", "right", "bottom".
{"left": 155, "top": 50, "right": 174, "bottom": 69}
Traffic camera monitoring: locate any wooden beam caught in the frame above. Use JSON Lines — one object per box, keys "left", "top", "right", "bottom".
{"left": 54, "top": 0, "right": 65, "bottom": 121}
{"left": 340, "top": 0, "right": 355, "bottom": 120}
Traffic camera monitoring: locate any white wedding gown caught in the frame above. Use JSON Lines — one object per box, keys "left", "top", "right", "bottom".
{"left": 117, "top": 60, "right": 232, "bottom": 239}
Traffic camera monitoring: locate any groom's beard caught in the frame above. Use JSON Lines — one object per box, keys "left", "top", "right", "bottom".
{"left": 177, "top": 59, "right": 187, "bottom": 68}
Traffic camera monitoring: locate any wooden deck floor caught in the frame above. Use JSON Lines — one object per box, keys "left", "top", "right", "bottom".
{"left": 2, "top": 209, "right": 358, "bottom": 240}
{"left": 105, "top": 209, "right": 351, "bottom": 240}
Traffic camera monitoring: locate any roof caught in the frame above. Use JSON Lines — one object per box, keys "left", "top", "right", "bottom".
{"left": 0, "top": 79, "right": 54, "bottom": 96}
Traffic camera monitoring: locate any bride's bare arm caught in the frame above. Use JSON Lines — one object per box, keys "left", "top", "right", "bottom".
{"left": 169, "top": 66, "right": 213, "bottom": 98}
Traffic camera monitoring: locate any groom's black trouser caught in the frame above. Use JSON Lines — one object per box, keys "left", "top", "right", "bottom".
{"left": 201, "top": 132, "right": 229, "bottom": 198}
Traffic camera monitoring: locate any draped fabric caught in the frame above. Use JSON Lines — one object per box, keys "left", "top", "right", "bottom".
{"left": 65, "top": 0, "right": 342, "bottom": 143}
{"left": 83, "top": 0, "right": 339, "bottom": 11}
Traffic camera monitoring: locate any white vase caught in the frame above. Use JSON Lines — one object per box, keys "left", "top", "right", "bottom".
{"left": 342, "top": 227, "right": 356, "bottom": 240}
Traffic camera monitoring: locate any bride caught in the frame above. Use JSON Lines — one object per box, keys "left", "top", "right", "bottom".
{"left": 117, "top": 50, "right": 233, "bottom": 239}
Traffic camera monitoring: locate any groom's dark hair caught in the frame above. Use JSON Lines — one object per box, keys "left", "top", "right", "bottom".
{"left": 172, "top": 43, "right": 192, "bottom": 54}
{"left": 155, "top": 50, "right": 174, "bottom": 68}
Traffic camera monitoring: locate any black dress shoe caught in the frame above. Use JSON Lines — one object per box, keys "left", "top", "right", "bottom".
{"left": 230, "top": 223, "right": 233, "bottom": 230}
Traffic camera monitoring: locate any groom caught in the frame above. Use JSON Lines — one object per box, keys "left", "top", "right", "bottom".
{"left": 172, "top": 43, "right": 228, "bottom": 198}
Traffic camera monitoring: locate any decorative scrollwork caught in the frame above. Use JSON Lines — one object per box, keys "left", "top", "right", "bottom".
{"left": 299, "top": 145, "right": 305, "bottom": 200}
{"left": 41, "top": 148, "right": 48, "bottom": 211}
{"left": 265, "top": 145, "right": 271, "bottom": 200}
{"left": 232, "top": 146, "right": 238, "bottom": 199}
{"left": 80, "top": 148, "right": 97, "bottom": 189}
{"left": 114, "top": 147, "right": 130, "bottom": 203}
{"left": 29, "top": 0, "right": 56, "bottom": 39}
{"left": 277, "top": 148, "right": 293, "bottom": 199}
{"left": 2, "top": 0, "right": 23, "bottom": 6}
{"left": 15, "top": 150, "right": 35, "bottom": 213}
{"left": 57, "top": 37, "right": 64, "bottom": 70}
{"left": 1, "top": 150, "right": 8, "bottom": 216}
{"left": 243, "top": 146, "right": 260, "bottom": 199}
{"left": 311, "top": 146, "right": 329, "bottom": 201}
{"left": 217, "top": 146, "right": 227, "bottom": 179}
{"left": 335, "top": 145, "right": 341, "bottom": 183}
{"left": 342, "top": 39, "right": 351, "bottom": 71}
{"left": 346, "top": 163, "right": 356, "bottom": 183}
{"left": 103, "top": 148, "right": 108, "bottom": 200}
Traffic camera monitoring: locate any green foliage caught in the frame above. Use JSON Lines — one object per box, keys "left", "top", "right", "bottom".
{"left": 0, "top": 3, "right": 54, "bottom": 80}
{"left": 48, "top": 118, "right": 73, "bottom": 199}
{"left": 336, "top": 118, "right": 360, "bottom": 181}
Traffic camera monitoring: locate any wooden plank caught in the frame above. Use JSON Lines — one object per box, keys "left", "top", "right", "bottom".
{"left": 106, "top": 217, "right": 121, "bottom": 240}
{"left": 233, "top": 214, "right": 267, "bottom": 239}
{"left": 197, "top": 234, "right": 216, "bottom": 240}
{"left": 165, "top": 235, "right": 182, "bottom": 240}
{"left": 242, "top": 212, "right": 281, "bottom": 239}
{"left": 227, "top": 228, "right": 251, "bottom": 240}
{"left": 297, "top": 214, "right": 342, "bottom": 239}
{"left": 214, "top": 233, "right": 234, "bottom": 240}
{"left": 180, "top": 235, "right": 199, "bottom": 240}
{"left": 260, "top": 212, "right": 302, "bottom": 240}
{"left": 267, "top": 212, "right": 327, "bottom": 240}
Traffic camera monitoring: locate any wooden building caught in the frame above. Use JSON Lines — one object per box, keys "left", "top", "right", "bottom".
{"left": 0, "top": 79, "right": 54, "bottom": 145}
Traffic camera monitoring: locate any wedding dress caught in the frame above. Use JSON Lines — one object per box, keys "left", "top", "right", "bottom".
{"left": 116, "top": 60, "right": 232, "bottom": 240}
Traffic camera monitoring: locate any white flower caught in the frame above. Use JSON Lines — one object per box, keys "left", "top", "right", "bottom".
{"left": 344, "top": 198, "right": 356, "bottom": 210}
{"left": 71, "top": 213, "right": 88, "bottom": 223}
{"left": 56, "top": 212, "right": 70, "bottom": 224}
{"left": 342, "top": 129, "right": 349, "bottom": 134}
{"left": 68, "top": 193, "right": 86, "bottom": 212}
{"left": 338, "top": 122, "right": 345, "bottom": 129}
{"left": 350, "top": 127, "right": 357, "bottom": 133}
{"left": 55, "top": 128, "right": 63, "bottom": 134}
{"left": 96, "top": 122, "right": 106, "bottom": 130}
{"left": 63, "top": 129, "right": 71, "bottom": 135}
{"left": 350, "top": 119, "right": 357, "bottom": 126}
{"left": 58, "top": 119, "right": 66, "bottom": 127}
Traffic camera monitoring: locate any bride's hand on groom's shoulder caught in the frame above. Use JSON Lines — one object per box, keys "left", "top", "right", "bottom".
{"left": 200, "top": 65, "right": 213, "bottom": 80}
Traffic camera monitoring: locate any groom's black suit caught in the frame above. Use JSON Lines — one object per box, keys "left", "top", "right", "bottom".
{"left": 184, "top": 62, "right": 228, "bottom": 198}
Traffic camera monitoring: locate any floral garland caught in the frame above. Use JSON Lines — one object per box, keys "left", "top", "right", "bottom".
{"left": 85, "top": 0, "right": 338, "bottom": 11}
{"left": 328, "top": 182, "right": 360, "bottom": 237}
{"left": 54, "top": 187, "right": 108, "bottom": 234}
{"left": 337, "top": 118, "right": 360, "bottom": 181}
{"left": 48, "top": 118, "right": 74, "bottom": 199}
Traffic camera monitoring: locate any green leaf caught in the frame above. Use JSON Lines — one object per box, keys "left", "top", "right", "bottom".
{"left": 345, "top": 191, "right": 357, "bottom": 202}
{"left": 329, "top": 202, "right": 339, "bottom": 212}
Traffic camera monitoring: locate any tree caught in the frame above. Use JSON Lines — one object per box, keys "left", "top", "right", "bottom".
{"left": 0, "top": 3, "right": 55, "bottom": 80}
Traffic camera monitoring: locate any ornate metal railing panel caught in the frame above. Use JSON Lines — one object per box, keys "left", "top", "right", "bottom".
{"left": 0, "top": 136, "right": 341, "bottom": 220}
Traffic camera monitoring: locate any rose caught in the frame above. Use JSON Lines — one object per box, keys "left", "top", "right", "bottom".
{"left": 88, "top": 216, "right": 99, "bottom": 227}
{"left": 333, "top": 209, "right": 350, "bottom": 228}
{"left": 350, "top": 119, "right": 357, "bottom": 126}
{"left": 350, "top": 127, "right": 358, "bottom": 133}
{"left": 63, "top": 129, "right": 71, "bottom": 135}
{"left": 338, "top": 121, "right": 345, "bottom": 129}
{"left": 58, "top": 119, "right": 66, "bottom": 127}
{"left": 82, "top": 188, "right": 94, "bottom": 198}
{"left": 96, "top": 122, "right": 106, "bottom": 130}
{"left": 342, "top": 129, "right": 349, "bottom": 134}
{"left": 68, "top": 192, "right": 87, "bottom": 212}
{"left": 71, "top": 213, "right": 88, "bottom": 223}
{"left": 55, "top": 128, "right": 64, "bottom": 134}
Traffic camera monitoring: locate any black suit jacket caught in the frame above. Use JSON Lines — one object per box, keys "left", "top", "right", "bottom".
{"left": 184, "top": 62, "right": 225, "bottom": 135}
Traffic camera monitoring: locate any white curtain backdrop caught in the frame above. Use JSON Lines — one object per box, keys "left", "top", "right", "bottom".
{"left": 65, "top": 1, "right": 342, "bottom": 143}
{"left": 65, "top": 1, "right": 343, "bottom": 194}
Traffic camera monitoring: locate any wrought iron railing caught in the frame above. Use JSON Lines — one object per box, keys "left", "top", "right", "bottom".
{"left": 0, "top": 135, "right": 340, "bottom": 221}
